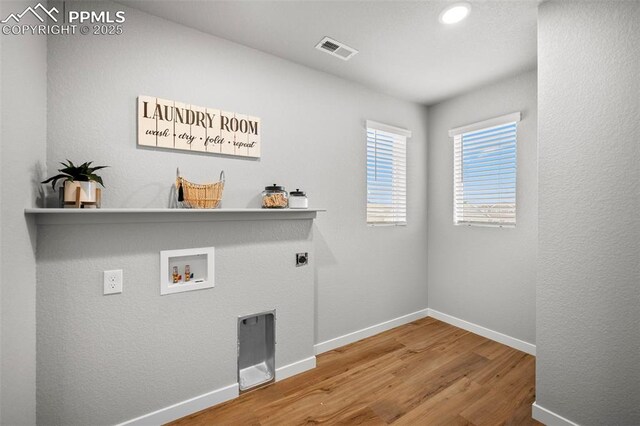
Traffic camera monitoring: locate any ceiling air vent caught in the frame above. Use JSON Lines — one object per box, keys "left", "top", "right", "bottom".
{"left": 315, "top": 36, "right": 359, "bottom": 61}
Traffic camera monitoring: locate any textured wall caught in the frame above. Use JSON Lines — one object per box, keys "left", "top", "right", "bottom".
{"left": 427, "top": 70, "right": 537, "bottom": 345}
{"left": 537, "top": 1, "right": 640, "bottom": 424}
{"left": 46, "top": 1, "right": 428, "bottom": 346}
{"left": 42, "top": 1, "right": 428, "bottom": 423}
{"left": 0, "top": 1, "right": 47, "bottom": 424}
{"left": 37, "top": 220, "right": 314, "bottom": 425}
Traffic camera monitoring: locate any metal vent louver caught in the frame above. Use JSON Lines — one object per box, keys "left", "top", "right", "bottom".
{"left": 315, "top": 36, "right": 359, "bottom": 61}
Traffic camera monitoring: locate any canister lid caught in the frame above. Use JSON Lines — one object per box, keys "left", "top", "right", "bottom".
{"left": 265, "top": 184, "right": 285, "bottom": 191}
{"left": 290, "top": 189, "right": 306, "bottom": 196}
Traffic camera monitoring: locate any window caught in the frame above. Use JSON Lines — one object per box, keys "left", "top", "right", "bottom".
{"left": 366, "top": 120, "right": 411, "bottom": 225}
{"left": 450, "top": 112, "right": 520, "bottom": 227}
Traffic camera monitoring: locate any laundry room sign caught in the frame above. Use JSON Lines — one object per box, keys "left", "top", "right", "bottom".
{"left": 137, "top": 96, "right": 261, "bottom": 158}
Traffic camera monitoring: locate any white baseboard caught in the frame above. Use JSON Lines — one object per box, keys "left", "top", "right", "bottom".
{"left": 427, "top": 308, "right": 536, "bottom": 356}
{"left": 117, "top": 383, "right": 239, "bottom": 426}
{"left": 314, "top": 308, "right": 429, "bottom": 355}
{"left": 117, "top": 308, "right": 534, "bottom": 426}
{"left": 532, "top": 401, "right": 580, "bottom": 426}
{"left": 276, "top": 356, "right": 316, "bottom": 381}
{"left": 116, "top": 355, "right": 316, "bottom": 426}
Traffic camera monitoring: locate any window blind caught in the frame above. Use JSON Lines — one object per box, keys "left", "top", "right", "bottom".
{"left": 366, "top": 121, "right": 410, "bottom": 225}
{"left": 451, "top": 113, "right": 520, "bottom": 227}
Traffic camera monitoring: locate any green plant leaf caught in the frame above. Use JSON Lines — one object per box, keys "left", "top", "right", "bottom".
{"left": 43, "top": 160, "right": 108, "bottom": 189}
{"left": 41, "top": 173, "right": 72, "bottom": 189}
{"left": 87, "top": 174, "right": 105, "bottom": 187}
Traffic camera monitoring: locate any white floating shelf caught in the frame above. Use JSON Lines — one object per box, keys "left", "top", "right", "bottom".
{"left": 24, "top": 208, "right": 325, "bottom": 225}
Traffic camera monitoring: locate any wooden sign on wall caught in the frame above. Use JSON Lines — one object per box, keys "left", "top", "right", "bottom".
{"left": 137, "top": 96, "right": 261, "bottom": 158}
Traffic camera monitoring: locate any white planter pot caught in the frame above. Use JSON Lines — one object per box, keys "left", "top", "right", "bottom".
{"left": 64, "top": 181, "right": 97, "bottom": 203}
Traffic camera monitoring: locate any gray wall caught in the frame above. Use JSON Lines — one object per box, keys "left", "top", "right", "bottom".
{"left": 46, "top": 1, "right": 429, "bottom": 345}
{"left": 40, "top": 1, "right": 428, "bottom": 423}
{"left": 0, "top": 1, "right": 47, "bottom": 424}
{"left": 37, "top": 220, "right": 314, "bottom": 425}
{"left": 427, "top": 70, "right": 537, "bottom": 345}
{"left": 537, "top": 2, "right": 640, "bottom": 424}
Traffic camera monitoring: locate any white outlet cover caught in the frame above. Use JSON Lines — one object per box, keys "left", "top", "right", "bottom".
{"left": 104, "top": 269, "right": 123, "bottom": 295}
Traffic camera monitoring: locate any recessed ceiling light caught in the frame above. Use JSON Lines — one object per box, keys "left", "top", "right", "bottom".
{"left": 439, "top": 3, "right": 471, "bottom": 25}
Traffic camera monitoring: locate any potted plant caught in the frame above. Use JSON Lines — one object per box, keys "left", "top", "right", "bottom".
{"left": 41, "top": 160, "right": 108, "bottom": 205}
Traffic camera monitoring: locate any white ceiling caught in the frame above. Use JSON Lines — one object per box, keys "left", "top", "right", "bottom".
{"left": 120, "top": 1, "right": 538, "bottom": 105}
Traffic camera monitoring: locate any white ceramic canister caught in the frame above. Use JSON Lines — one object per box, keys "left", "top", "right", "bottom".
{"left": 288, "top": 189, "right": 308, "bottom": 209}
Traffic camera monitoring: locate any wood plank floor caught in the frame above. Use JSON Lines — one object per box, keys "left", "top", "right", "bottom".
{"left": 169, "top": 317, "right": 541, "bottom": 426}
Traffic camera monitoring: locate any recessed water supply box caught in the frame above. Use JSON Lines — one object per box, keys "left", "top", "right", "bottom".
{"left": 160, "top": 247, "right": 214, "bottom": 295}
{"left": 238, "top": 311, "right": 275, "bottom": 392}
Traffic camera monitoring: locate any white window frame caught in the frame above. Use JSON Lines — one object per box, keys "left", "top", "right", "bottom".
{"left": 449, "top": 112, "right": 520, "bottom": 228}
{"left": 366, "top": 120, "right": 411, "bottom": 226}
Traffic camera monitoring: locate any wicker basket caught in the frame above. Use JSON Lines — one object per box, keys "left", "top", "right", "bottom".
{"left": 176, "top": 170, "right": 225, "bottom": 209}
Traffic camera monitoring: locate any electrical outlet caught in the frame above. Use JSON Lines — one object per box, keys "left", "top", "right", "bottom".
{"left": 103, "top": 269, "right": 123, "bottom": 295}
{"left": 296, "top": 253, "right": 308, "bottom": 267}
